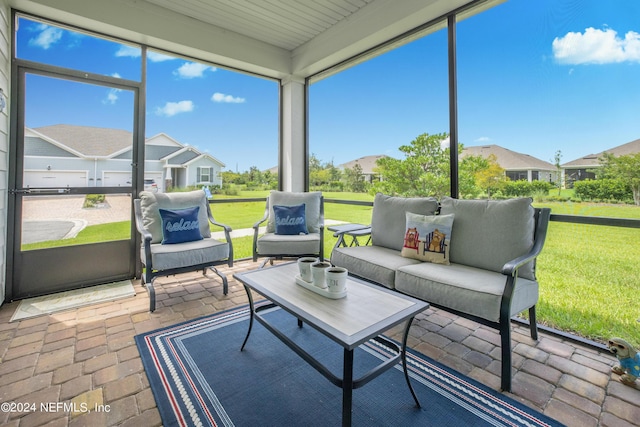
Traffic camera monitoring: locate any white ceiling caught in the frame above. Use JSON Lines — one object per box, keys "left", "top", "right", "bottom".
{"left": 11, "top": 0, "right": 496, "bottom": 80}
{"left": 144, "top": 0, "right": 378, "bottom": 52}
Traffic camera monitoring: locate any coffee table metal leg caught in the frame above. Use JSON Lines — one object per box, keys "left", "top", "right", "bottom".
{"left": 342, "top": 348, "right": 354, "bottom": 427}
{"left": 240, "top": 284, "right": 254, "bottom": 351}
{"left": 402, "top": 316, "right": 421, "bottom": 408}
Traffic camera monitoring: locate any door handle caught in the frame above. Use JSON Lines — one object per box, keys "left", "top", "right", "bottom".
{"left": 28, "top": 188, "right": 71, "bottom": 194}
{"left": 9, "top": 188, "right": 71, "bottom": 194}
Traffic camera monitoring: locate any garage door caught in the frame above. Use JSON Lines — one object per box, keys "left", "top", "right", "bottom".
{"left": 102, "top": 171, "right": 131, "bottom": 188}
{"left": 24, "top": 170, "right": 88, "bottom": 188}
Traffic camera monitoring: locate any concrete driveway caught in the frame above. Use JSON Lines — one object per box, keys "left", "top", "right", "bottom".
{"left": 20, "top": 194, "right": 131, "bottom": 244}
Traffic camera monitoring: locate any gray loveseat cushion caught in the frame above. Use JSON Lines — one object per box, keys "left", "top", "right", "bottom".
{"left": 370, "top": 193, "right": 439, "bottom": 251}
{"left": 440, "top": 197, "right": 536, "bottom": 280}
{"left": 395, "top": 262, "right": 539, "bottom": 322}
{"left": 266, "top": 191, "right": 322, "bottom": 234}
{"left": 139, "top": 190, "right": 212, "bottom": 244}
{"left": 331, "top": 245, "right": 421, "bottom": 289}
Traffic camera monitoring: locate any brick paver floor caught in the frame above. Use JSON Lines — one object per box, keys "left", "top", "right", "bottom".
{"left": 0, "top": 260, "right": 638, "bottom": 426}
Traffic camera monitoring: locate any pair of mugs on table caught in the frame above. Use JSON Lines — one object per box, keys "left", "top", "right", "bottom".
{"left": 298, "top": 257, "right": 347, "bottom": 293}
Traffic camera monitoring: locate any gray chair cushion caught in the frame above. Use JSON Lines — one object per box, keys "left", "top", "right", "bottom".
{"left": 144, "top": 238, "right": 229, "bottom": 271}
{"left": 266, "top": 191, "right": 322, "bottom": 233}
{"left": 439, "top": 197, "right": 536, "bottom": 280}
{"left": 395, "top": 262, "right": 539, "bottom": 322}
{"left": 370, "top": 193, "right": 439, "bottom": 251}
{"left": 331, "top": 245, "right": 421, "bottom": 289}
{"left": 139, "top": 190, "right": 211, "bottom": 244}
{"left": 257, "top": 232, "right": 321, "bottom": 256}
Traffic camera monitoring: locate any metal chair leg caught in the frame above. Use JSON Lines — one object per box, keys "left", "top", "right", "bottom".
{"left": 145, "top": 278, "right": 156, "bottom": 312}
{"left": 500, "top": 321, "right": 512, "bottom": 392}
{"left": 209, "top": 267, "right": 229, "bottom": 295}
{"left": 529, "top": 306, "right": 539, "bottom": 340}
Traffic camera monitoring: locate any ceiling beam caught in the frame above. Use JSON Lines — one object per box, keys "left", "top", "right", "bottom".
{"left": 11, "top": 0, "right": 292, "bottom": 78}
{"left": 291, "top": 0, "right": 474, "bottom": 77}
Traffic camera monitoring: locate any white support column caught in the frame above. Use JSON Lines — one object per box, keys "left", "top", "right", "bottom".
{"left": 280, "top": 77, "right": 306, "bottom": 192}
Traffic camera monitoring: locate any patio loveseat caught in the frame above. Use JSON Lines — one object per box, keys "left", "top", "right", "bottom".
{"left": 330, "top": 193, "right": 551, "bottom": 392}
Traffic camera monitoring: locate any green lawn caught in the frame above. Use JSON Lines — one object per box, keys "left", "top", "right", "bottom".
{"left": 21, "top": 194, "right": 640, "bottom": 347}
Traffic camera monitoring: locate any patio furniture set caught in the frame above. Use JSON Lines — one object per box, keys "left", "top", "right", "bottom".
{"left": 133, "top": 188, "right": 550, "bottom": 424}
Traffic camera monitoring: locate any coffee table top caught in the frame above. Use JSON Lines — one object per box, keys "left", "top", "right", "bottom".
{"left": 234, "top": 262, "right": 429, "bottom": 349}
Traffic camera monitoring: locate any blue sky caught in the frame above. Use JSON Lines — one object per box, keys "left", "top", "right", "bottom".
{"left": 17, "top": 0, "right": 640, "bottom": 172}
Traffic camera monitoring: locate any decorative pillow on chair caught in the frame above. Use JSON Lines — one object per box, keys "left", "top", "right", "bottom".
{"left": 159, "top": 206, "right": 204, "bottom": 244}
{"left": 273, "top": 204, "right": 308, "bottom": 235}
{"left": 400, "top": 212, "right": 454, "bottom": 265}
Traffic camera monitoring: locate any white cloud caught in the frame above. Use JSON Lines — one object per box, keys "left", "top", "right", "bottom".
{"left": 28, "top": 24, "right": 63, "bottom": 49}
{"left": 115, "top": 45, "right": 139, "bottom": 58}
{"left": 174, "top": 62, "right": 216, "bottom": 79}
{"left": 148, "top": 52, "right": 175, "bottom": 62}
{"left": 103, "top": 88, "right": 121, "bottom": 105}
{"left": 552, "top": 27, "right": 640, "bottom": 65}
{"left": 115, "top": 46, "right": 174, "bottom": 62}
{"left": 155, "top": 100, "right": 194, "bottom": 117}
{"left": 475, "top": 136, "right": 491, "bottom": 143}
{"left": 211, "top": 92, "right": 245, "bottom": 103}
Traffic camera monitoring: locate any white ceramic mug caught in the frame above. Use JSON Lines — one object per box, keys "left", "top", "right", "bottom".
{"left": 297, "top": 257, "right": 317, "bottom": 282}
{"left": 310, "top": 261, "right": 331, "bottom": 288}
{"left": 325, "top": 267, "right": 348, "bottom": 293}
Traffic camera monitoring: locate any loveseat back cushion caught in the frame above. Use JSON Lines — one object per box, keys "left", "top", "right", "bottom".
{"left": 266, "top": 191, "right": 322, "bottom": 234}
{"left": 371, "top": 193, "right": 439, "bottom": 251}
{"left": 139, "top": 190, "right": 211, "bottom": 244}
{"left": 439, "top": 197, "right": 535, "bottom": 280}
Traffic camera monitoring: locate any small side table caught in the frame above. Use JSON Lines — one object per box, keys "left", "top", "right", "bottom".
{"left": 328, "top": 223, "right": 372, "bottom": 247}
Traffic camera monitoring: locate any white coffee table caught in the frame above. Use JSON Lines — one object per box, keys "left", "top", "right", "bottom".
{"left": 233, "top": 262, "right": 429, "bottom": 427}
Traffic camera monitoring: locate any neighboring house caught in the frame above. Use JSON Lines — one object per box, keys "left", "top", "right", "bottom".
{"left": 562, "top": 138, "right": 640, "bottom": 188}
{"left": 461, "top": 145, "right": 556, "bottom": 183}
{"left": 24, "top": 125, "right": 225, "bottom": 191}
{"left": 338, "top": 155, "right": 388, "bottom": 183}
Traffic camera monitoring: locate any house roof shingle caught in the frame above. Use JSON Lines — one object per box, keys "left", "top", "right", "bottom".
{"left": 562, "top": 138, "right": 640, "bottom": 168}
{"left": 461, "top": 145, "right": 555, "bottom": 171}
{"left": 338, "top": 155, "right": 388, "bottom": 175}
{"left": 31, "top": 125, "right": 225, "bottom": 167}
{"left": 33, "top": 124, "right": 133, "bottom": 157}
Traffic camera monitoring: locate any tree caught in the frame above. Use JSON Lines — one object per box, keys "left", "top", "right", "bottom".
{"left": 309, "top": 153, "right": 329, "bottom": 187}
{"left": 473, "top": 154, "right": 506, "bottom": 199}
{"left": 552, "top": 150, "right": 563, "bottom": 196}
{"left": 344, "top": 163, "right": 366, "bottom": 192}
{"left": 458, "top": 154, "right": 488, "bottom": 199}
{"left": 597, "top": 152, "right": 640, "bottom": 205}
{"left": 371, "top": 132, "right": 451, "bottom": 198}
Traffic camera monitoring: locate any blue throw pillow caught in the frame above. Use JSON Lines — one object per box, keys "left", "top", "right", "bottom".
{"left": 273, "top": 204, "right": 308, "bottom": 235}
{"left": 159, "top": 206, "right": 203, "bottom": 244}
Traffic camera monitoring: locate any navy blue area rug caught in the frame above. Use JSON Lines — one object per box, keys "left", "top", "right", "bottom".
{"left": 135, "top": 305, "right": 564, "bottom": 427}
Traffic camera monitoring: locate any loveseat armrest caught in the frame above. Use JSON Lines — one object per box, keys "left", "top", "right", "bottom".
{"left": 501, "top": 208, "right": 551, "bottom": 277}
